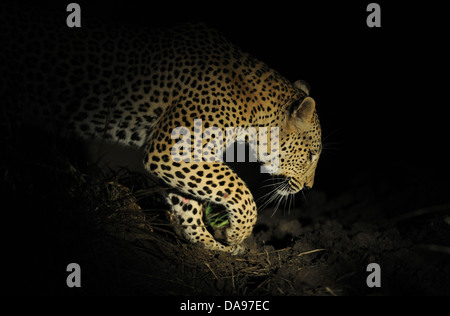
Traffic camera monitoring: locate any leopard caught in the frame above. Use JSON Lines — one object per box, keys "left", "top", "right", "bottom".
{"left": 0, "top": 3, "right": 322, "bottom": 254}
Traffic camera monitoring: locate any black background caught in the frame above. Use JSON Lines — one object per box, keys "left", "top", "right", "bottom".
{"left": 2, "top": 0, "right": 449, "bottom": 298}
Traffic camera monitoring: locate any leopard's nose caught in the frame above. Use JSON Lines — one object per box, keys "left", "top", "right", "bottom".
{"left": 303, "top": 184, "right": 312, "bottom": 191}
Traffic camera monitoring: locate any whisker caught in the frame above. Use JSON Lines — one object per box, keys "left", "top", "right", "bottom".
{"left": 259, "top": 181, "right": 286, "bottom": 189}
{"left": 259, "top": 188, "right": 283, "bottom": 210}
{"left": 270, "top": 182, "right": 289, "bottom": 217}
{"left": 257, "top": 182, "right": 285, "bottom": 202}
{"left": 321, "top": 128, "right": 342, "bottom": 143}
{"left": 301, "top": 190, "right": 308, "bottom": 206}
{"left": 293, "top": 191, "right": 296, "bottom": 211}
{"left": 283, "top": 192, "right": 289, "bottom": 215}
{"left": 321, "top": 141, "right": 341, "bottom": 152}
{"left": 271, "top": 192, "right": 285, "bottom": 217}
{"left": 287, "top": 192, "right": 294, "bottom": 215}
{"left": 285, "top": 190, "right": 295, "bottom": 215}
{"left": 257, "top": 178, "right": 289, "bottom": 201}
{"left": 270, "top": 195, "right": 281, "bottom": 217}
{"left": 259, "top": 182, "right": 285, "bottom": 211}
{"left": 258, "top": 186, "right": 282, "bottom": 211}
{"left": 261, "top": 176, "right": 287, "bottom": 183}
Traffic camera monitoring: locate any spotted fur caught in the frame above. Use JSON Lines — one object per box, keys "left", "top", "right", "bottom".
{"left": 0, "top": 5, "right": 322, "bottom": 254}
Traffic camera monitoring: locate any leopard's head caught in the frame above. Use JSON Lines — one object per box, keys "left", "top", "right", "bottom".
{"left": 262, "top": 81, "right": 322, "bottom": 199}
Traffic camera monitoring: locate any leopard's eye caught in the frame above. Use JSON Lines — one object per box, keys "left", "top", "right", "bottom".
{"left": 308, "top": 150, "right": 319, "bottom": 162}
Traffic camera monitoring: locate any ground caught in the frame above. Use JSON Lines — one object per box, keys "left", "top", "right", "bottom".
{"left": 2, "top": 131, "right": 449, "bottom": 296}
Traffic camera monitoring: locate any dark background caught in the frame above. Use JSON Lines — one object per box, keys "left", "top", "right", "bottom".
{"left": 2, "top": 1, "right": 449, "bottom": 296}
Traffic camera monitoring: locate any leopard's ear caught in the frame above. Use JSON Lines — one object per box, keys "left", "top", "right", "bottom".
{"left": 294, "top": 97, "right": 316, "bottom": 123}
{"left": 294, "top": 80, "right": 310, "bottom": 96}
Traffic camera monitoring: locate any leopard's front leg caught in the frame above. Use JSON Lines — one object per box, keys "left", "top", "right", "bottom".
{"left": 166, "top": 193, "right": 245, "bottom": 254}
{"left": 143, "top": 101, "right": 258, "bottom": 253}
{"left": 146, "top": 151, "right": 257, "bottom": 253}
